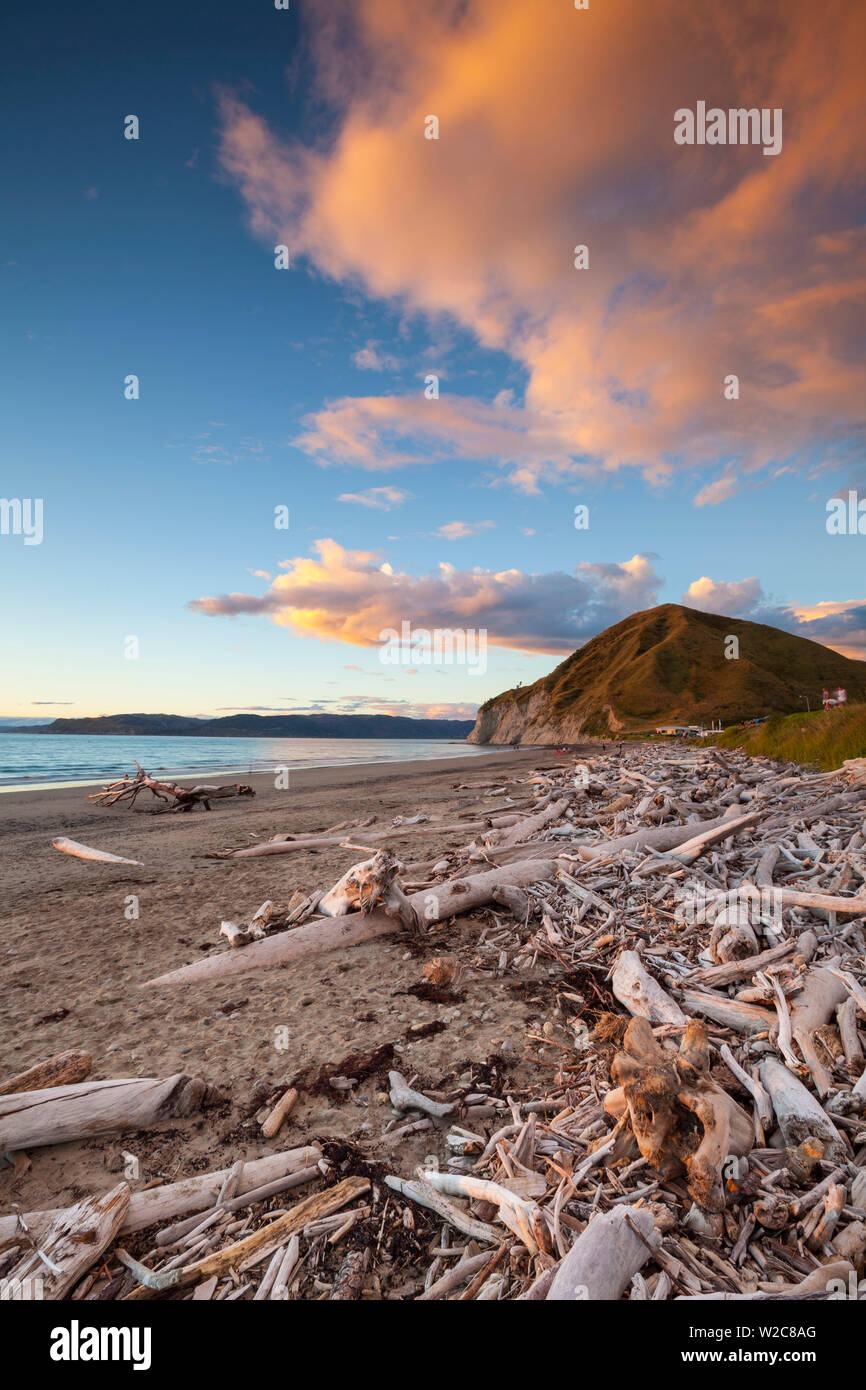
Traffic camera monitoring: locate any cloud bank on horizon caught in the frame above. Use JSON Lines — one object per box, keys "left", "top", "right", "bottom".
{"left": 217, "top": 0, "right": 866, "bottom": 501}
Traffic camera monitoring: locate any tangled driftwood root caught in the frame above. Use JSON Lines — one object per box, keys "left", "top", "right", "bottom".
{"left": 606, "top": 1017, "right": 753, "bottom": 1213}
{"left": 87, "top": 762, "right": 254, "bottom": 812}
{"left": 317, "top": 849, "right": 420, "bottom": 933}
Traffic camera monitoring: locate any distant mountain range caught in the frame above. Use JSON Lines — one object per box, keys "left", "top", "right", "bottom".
{"left": 7, "top": 712, "right": 475, "bottom": 739}
{"left": 469, "top": 604, "right": 866, "bottom": 744}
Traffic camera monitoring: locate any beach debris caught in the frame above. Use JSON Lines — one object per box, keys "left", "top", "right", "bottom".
{"left": 13, "top": 739, "right": 866, "bottom": 1300}
{"left": 260, "top": 1086, "right": 299, "bottom": 1139}
{"left": 0, "top": 1074, "right": 210, "bottom": 1151}
{"left": 422, "top": 956, "right": 465, "bottom": 989}
{"left": 0, "top": 1049, "right": 92, "bottom": 1096}
{"left": 87, "top": 761, "right": 254, "bottom": 812}
{"left": 388, "top": 1070, "right": 455, "bottom": 1120}
{"left": 318, "top": 848, "right": 420, "bottom": 932}
{"left": 0, "top": 1183, "right": 130, "bottom": 1300}
{"left": 606, "top": 1017, "right": 753, "bottom": 1214}
{"left": 51, "top": 838, "right": 143, "bottom": 866}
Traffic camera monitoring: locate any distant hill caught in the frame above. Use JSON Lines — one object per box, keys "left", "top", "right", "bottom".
{"left": 468, "top": 604, "right": 866, "bottom": 744}
{"left": 8, "top": 712, "right": 475, "bottom": 739}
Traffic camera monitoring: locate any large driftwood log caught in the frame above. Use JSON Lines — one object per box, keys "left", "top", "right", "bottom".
{"left": 0, "top": 1074, "right": 208, "bottom": 1151}
{"left": 605, "top": 1018, "right": 753, "bottom": 1212}
{"left": 758, "top": 1057, "right": 846, "bottom": 1159}
{"left": 0, "top": 1049, "right": 92, "bottom": 1096}
{"left": 612, "top": 951, "right": 687, "bottom": 1026}
{"left": 577, "top": 810, "right": 741, "bottom": 862}
{"left": 546, "top": 1206, "right": 660, "bottom": 1300}
{"left": 0, "top": 1145, "right": 322, "bottom": 1247}
{"left": 740, "top": 882, "right": 866, "bottom": 917}
{"left": 1, "top": 1183, "right": 130, "bottom": 1300}
{"left": 146, "top": 857, "right": 561, "bottom": 988}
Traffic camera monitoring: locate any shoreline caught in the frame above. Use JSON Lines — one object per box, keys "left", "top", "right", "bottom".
{"left": 0, "top": 744, "right": 509, "bottom": 796}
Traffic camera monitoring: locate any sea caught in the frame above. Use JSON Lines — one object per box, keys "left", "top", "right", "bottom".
{"left": 0, "top": 732, "right": 499, "bottom": 792}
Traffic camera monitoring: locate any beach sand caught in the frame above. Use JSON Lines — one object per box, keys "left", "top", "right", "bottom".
{"left": 0, "top": 748, "right": 576, "bottom": 1222}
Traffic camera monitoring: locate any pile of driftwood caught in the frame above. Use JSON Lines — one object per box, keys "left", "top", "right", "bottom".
{"left": 4, "top": 744, "right": 866, "bottom": 1299}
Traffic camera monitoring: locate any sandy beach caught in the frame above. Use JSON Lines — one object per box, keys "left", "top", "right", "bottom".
{"left": 0, "top": 747, "right": 571, "bottom": 1220}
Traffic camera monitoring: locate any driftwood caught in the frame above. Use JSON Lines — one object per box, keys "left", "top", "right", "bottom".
{"left": 12, "top": 740, "right": 865, "bottom": 1302}
{"left": 605, "top": 1018, "right": 753, "bottom": 1212}
{"left": 611, "top": 951, "right": 686, "bottom": 1026}
{"left": 546, "top": 1206, "right": 659, "bottom": 1300}
{"left": 0, "top": 1049, "right": 92, "bottom": 1096}
{"left": 125, "top": 1177, "right": 370, "bottom": 1300}
{"left": 319, "top": 849, "right": 419, "bottom": 933}
{"left": 87, "top": 761, "right": 254, "bottom": 812}
{"left": 0, "top": 1074, "right": 208, "bottom": 1151}
{"left": 146, "top": 857, "right": 561, "bottom": 988}
{"left": 1, "top": 1183, "right": 130, "bottom": 1300}
{"left": 758, "top": 1057, "right": 846, "bottom": 1158}
{"left": 51, "top": 838, "right": 142, "bottom": 866}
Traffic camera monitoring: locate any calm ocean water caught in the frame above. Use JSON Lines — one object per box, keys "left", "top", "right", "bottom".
{"left": 0, "top": 733, "right": 496, "bottom": 791}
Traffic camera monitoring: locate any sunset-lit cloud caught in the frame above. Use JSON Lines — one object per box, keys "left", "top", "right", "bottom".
{"left": 190, "top": 538, "right": 664, "bottom": 655}
{"left": 217, "top": 0, "right": 866, "bottom": 498}
{"left": 684, "top": 576, "right": 866, "bottom": 656}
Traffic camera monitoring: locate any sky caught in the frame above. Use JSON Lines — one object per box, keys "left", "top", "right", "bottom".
{"left": 1, "top": 0, "right": 864, "bottom": 725}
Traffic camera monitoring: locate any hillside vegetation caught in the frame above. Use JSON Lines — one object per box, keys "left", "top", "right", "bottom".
{"left": 712, "top": 704, "right": 866, "bottom": 770}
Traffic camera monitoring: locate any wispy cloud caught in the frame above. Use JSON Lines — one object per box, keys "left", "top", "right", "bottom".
{"left": 351, "top": 341, "right": 401, "bottom": 371}
{"left": 337, "top": 486, "right": 409, "bottom": 510}
{"left": 435, "top": 520, "right": 496, "bottom": 540}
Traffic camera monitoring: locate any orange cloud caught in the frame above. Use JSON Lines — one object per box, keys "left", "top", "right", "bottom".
{"left": 189, "top": 538, "right": 663, "bottom": 655}
{"left": 217, "top": 0, "right": 866, "bottom": 496}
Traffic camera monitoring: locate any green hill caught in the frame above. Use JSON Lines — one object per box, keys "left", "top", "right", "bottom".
{"left": 468, "top": 604, "right": 866, "bottom": 744}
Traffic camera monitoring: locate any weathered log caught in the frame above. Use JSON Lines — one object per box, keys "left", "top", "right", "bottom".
{"left": 492, "top": 796, "right": 572, "bottom": 849}
{"left": 145, "top": 857, "right": 561, "bottom": 988}
{"left": 758, "top": 1057, "right": 846, "bottom": 1159}
{"left": 577, "top": 811, "right": 740, "bottom": 862}
{"left": 51, "top": 838, "right": 142, "bottom": 866}
{"left": 0, "top": 1050, "right": 92, "bottom": 1097}
{"left": 0, "top": 1074, "right": 208, "bottom": 1151}
{"left": 679, "top": 990, "right": 775, "bottom": 1034}
{"left": 546, "top": 1206, "right": 659, "bottom": 1300}
{"left": 611, "top": 951, "right": 687, "bottom": 1026}
{"left": 1, "top": 1183, "right": 129, "bottom": 1301}
{"left": 87, "top": 762, "right": 254, "bottom": 812}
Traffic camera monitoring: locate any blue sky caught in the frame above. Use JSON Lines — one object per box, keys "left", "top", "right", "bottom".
{"left": 2, "top": 0, "right": 864, "bottom": 723}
